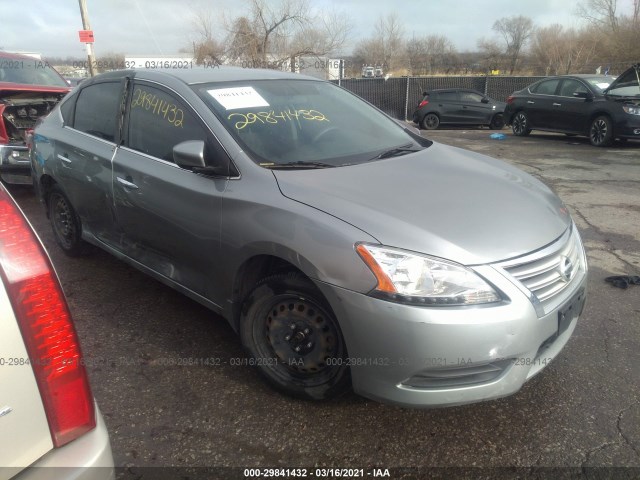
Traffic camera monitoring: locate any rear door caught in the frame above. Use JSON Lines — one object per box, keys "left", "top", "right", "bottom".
{"left": 527, "top": 79, "right": 561, "bottom": 128}
{"left": 433, "top": 91, "right": 461, "bottom": 123}
{"left": 51, "top": 79, "right": 126, "bottom": 247}
{"left": 112, "top": 80, "right": 229, "bottom": 302}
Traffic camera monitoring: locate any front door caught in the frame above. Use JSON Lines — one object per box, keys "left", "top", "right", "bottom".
{"left": 112, "top": 81, "right": 228, "bottom": 302}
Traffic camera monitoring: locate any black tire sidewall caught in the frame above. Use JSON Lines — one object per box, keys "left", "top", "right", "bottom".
{"left": 48, "top": 185, "right": 86, "bottom": 256}
{"left": 240, "top": 272, "right": 350, "bottom": 400}
{"left": 590, "top": 115, "right": 613, "bottom": 147}
{"left": 422, "top": 113, "right": 439, "bottom": 130}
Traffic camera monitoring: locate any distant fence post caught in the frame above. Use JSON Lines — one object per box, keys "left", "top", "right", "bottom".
{"left": 484, "top": 76, "right": 489, "bottom": 95}
{"left": 404, "top": 76, "right": 410, "bottom": 121}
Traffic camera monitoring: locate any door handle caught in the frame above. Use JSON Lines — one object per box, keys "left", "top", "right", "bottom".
{"left": 116, "top": 176, "right": 139, "bottom": 189}
{"left": 527, "top": 101, "right": 535, "bottom": 104}
{"left": 553, "top": 103, "right": 562, "bottom": 107}
{"left": 57, "top": 154, "right": 71, "bottom": 164}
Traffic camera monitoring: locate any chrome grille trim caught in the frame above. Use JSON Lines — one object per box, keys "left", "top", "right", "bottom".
{"left": 495, "top": 225, "right": 585, "bottom": 313}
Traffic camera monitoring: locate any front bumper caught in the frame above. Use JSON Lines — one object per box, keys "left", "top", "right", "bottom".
{"left": 0, "top": 144, "right": 32, "bottom": 185}
{"left": 614, "top": 116, "right": 640, "bottom": 139}
{"left": 316, "top": 239, "right": 588, "bottom": 408}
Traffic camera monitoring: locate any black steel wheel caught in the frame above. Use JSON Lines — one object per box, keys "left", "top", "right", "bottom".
{"left": 421, "top": 113, "right": 440, "bottom": 130}
{"left": 240, "top": 272, "right": 350, "bottom": 400}
{"left": 511, "top": 111, "right": 531, "bottom": 136}
{"left": 48, "top": 185, "right": 88, "bottom": 256}
{"left": 590, "top": 115, "right": 613, "bottom": 147}
{"left": 489, "top": 113, "right": 505, "bottom": 130}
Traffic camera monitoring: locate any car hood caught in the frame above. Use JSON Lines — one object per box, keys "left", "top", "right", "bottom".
{"left": 0, "top": 83, "right": 69, "bottom": 100}
{"left": 604, "top": 63, "right": 640, "bottom": 94}
{"left": 273, "top": 142, "right": 571, "bottom": 265}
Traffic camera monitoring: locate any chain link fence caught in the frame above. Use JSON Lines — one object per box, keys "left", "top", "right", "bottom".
{"left": 332, "top": 76, "right": 545, "bottom": 121}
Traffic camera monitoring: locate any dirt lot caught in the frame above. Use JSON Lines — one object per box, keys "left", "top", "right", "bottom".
{"left": 8, "top": 128, "right": 640, "bottom": 479}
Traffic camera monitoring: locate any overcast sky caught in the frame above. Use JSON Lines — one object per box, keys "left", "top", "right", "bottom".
{"left": 1, "top": 0, "right": 634, "bottom": 58}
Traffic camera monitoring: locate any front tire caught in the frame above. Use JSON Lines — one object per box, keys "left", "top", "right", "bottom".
{"left": 421, "top": 113, "right": 440, "bottom": 130}
{"left": 48, "top": 185, "right": 88, "bottom": 256}
{"left": 511, "top": 111, "right": 531, "bottom": 136}
{"left": 590, "top": 115, "right": 613, "bottom": 147}
{"left": 240, "top": 272, "right": 350, "bottom": 400}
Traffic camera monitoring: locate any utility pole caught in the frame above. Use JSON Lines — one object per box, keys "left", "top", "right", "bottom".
{"left": 78, "top": 0, "right": 97, "bottom": 76}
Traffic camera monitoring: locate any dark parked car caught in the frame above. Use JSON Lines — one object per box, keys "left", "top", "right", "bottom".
{"left": 0, "top": 51, "right": 69, "bottom": 184}
{"left": 412, "top": 88, "right": 506, "bottom": 130}
{"left": 504, "top": 65, "right": 640, "bottom": 146}
{"left": 31, "top": 68, "right": 587, "bottom": 407}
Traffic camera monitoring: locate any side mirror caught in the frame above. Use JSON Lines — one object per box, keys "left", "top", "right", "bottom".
{"left": 481, "top": 97, "right": 490, "bottom": 103}
{"left": 173, "top": 140, "right": 206, "bottom": 169}
{"left": 573, "top": 91, "right": 593, "bottom": 100}
{"left": 173, "top": 139, "right": 236, "bottom": 177}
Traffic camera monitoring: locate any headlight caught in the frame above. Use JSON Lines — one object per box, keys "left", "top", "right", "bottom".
{"left": 356, "top": 243, "right": 501, "bottom": 306}
{"left": 623, "top": 104, "right": 640, "bottom": 115}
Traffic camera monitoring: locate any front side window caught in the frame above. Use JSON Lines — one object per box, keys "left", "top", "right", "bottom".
{"left": 196, "top": 79, "right": 427, "bottom": 167}
{"left": 73, "top": 82, "right": 122, "bottom": 141}
{"left": 531, "top": 79, "right": 560, "bottom": 95}
{"left": 460, "top": 91, "right": 484, "bottom": 103}
{"left": 559, "top": 79, "right": 588, "bottom": 97}
{"left": 127, "top": 83, "right": 208, "bottom": 162}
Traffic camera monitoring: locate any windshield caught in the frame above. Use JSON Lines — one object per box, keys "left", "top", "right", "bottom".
{"left": 584, "top": 77, "right": 616, "bottom": 93}
{"left": 0, "top": 57, "right": 68, "bottom": 87}
{"left": 606, "top": 66, "right": 640, "bottom": 97}
{"left": 196, "top": 79, "right": 426, "bottom": 167}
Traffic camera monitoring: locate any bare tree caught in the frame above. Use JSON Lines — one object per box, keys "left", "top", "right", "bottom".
{"left": 476, "top": 38, "right": 504, "bottom": 73}
{"left": 531, "top": 24, "right": 598, "bottom": 74}
{"left": 406, "top": 35, "right": 457, "bottom": 75}
{"left": 576, "top": 0, "right": 619, "bottom": 31}
{"left": 374, "top": 13, "right": 405, "bottom": 72}
{"left": 492, "top": 15, "right": 534, "bottom": 74}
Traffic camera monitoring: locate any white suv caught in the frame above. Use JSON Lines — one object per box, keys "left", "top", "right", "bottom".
{"left": 0, "top": 185, "right": 113, "bottom": 480}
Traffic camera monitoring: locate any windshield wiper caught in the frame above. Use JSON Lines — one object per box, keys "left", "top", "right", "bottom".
{"left": 265, "top": 161, "right": 336, "bottom": 169}
{"left": 373, "top": 144, "right": 423, "bottom": 160}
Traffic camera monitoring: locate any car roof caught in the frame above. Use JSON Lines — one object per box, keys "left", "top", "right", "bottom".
{"left": 427, "top": 88, "right": 481, "bottom": 94}
{"left": 0, "top": 51, "right": 44, "bottom": 61}
{"left": 87, "top": 66, "right": 321, "bottom": 86}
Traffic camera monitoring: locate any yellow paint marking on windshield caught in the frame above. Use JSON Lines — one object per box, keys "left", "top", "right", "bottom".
{"left": 131, "top": 88, "right": 184, "bottom": 128}
{"left": 228, "top": 109, "right": 329, "bottom": 130}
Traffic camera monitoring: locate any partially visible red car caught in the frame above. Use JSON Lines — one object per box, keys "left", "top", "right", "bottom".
{"left": 0, "top": 51, "right": 70, "bottom": 185}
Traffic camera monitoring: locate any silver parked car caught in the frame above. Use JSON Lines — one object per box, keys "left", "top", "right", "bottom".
{"left": 31, "top": 68, "right": 588, "bottom": 407}
{"left": 0, "top": 184, "right": 113, "bottom": 479}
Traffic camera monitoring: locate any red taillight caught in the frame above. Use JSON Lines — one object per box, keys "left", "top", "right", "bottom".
{"left": 0, "top": 187, "right": 95, "bottom": 447}
{"left": 506, "top": 96, "right": 515, "bottom": 104}
{"left": 418, "top": 99, "right": 429, "bottom": 108}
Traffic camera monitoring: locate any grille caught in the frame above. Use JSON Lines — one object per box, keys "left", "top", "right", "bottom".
{"left": 498, "top": 227, "right": 584, "bottom": 308}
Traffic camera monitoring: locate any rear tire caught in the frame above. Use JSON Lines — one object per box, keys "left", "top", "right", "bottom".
{"left": 511, "top": 111, "right": 531, "bottom": 136}
{"left": 240, "top": 272, "right": 350, "bottom": 400}
{"left": 421, "top": 113, "right": 440, "bottom": 130}
{"left": 48, "top": 185, "right": 89, "bottom": 256}
{"left": 489, "top": 113, "right": 504, "bottom": 130}
{"left": 589, "top": 115, "right": 613, "bottom": 147}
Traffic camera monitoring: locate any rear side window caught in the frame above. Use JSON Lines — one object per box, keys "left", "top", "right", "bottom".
{"left": 126, "top": 83, "right": 208, "bottom": 162}
{"left": 73, "top": 82, "right": 121, "bottom": 141}
{"left": 437, "top": 92, "right": 458, "bottom": 101}
{"left": 531, "top": 79, "right": 560, "bottom": 95}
